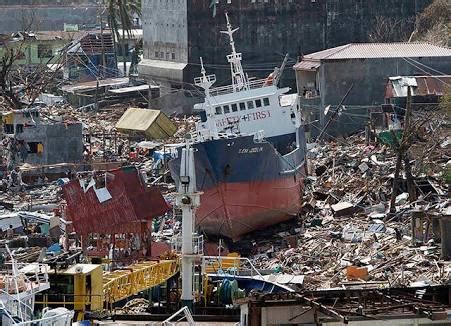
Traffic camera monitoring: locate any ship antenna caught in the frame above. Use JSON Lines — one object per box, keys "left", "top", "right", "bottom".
{"left": 194, "top": 57, "right": 218, "bottom": 139}
{"left": 220, "top": 12, "right": 249, "bottom": 92}
{"left": 195, "top": 57, "right": 216, "bottom": 99}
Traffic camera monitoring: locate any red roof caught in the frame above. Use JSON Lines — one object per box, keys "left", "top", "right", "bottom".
{"left": 62, "top": 167, "right": 170, "bottom": 235}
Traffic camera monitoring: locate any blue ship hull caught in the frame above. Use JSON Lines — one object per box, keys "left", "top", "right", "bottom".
{"left": 170, "top": 127, "right": 307, "bottom": 239}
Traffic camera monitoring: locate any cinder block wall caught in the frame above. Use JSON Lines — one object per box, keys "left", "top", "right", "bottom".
{"left": 21, "top": 123, "right": 83, "bottom": 165}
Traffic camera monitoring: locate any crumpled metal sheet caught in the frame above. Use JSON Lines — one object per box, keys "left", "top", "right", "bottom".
{"left": 62, "top": 166, "right": 170, "bottom": 235}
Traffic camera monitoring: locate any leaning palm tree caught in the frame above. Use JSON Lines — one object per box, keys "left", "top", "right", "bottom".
{"left": 106, "top": 0, "right": 141, "bottom": 76}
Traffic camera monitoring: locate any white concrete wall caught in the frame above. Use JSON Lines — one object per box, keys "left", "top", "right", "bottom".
{"left": 142, "top": 0, "right": 188, "bottom": 63}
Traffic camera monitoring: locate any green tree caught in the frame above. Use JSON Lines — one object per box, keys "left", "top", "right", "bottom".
{"left": 106, "top": 0, "right": 141, "bottom": 76}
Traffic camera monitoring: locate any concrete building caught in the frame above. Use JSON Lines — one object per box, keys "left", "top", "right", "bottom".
{"left": 293, "top": 42, "right": 451, "bottom": 136}
{"left": 139, "top": 0, "right": 433, "bottom": 114}
{"left": 3, "top": 109, "right": 83, "bottom": 166}
{"left": 0, "top": 0, "right": 98, "bottom": 33}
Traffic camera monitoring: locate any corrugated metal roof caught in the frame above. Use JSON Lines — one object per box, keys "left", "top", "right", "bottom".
{"left": 292, "top": 59, "right": 321, "bottom": 71}
{"left": 108, "top": 84, "right": 152, "bottom": 94}
{"left": 301, "top": 43, "right": 451, "bottom": 60}
{"left": 138, "top": 59, "right": 187, "bottom": 71}
{"left": 386, "top": 75, "right": 451, "bottom": 98}
{"left": 62, "top": 166, "right": 170, "bottom": 235}
{"left": 61, "top": 77, "right": 129, "bottom": 93}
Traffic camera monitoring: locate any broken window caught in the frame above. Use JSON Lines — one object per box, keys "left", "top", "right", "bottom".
{"left": 37, "top": 44, "right": 52, "bottom": 58}
{"left": 27, "top": 142, "right": 44, "bottom": 154}
{"left": 4, "top": 124, "right": 13, "bottom": 134}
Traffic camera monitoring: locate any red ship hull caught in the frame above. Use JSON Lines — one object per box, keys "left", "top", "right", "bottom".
{"left": 195, "top": 174, "right": 304, "bottom": 240}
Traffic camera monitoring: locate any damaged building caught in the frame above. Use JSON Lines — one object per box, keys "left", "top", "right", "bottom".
{"left": 3, "top": 109, "right": 83, "bottom": 166}
{"left": 294, "top": 42, "right": 451, "bottom": 136}
{"left": 62, "top": 31, "right": 117, "bottom": 82}
{"left": 384, "top": 75, "right": 451, "bottom": 110}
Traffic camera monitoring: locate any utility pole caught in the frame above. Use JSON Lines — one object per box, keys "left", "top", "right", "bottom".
{"left": 98, "top": 0, "right": 106, "bottom": 79}
{"left": 389, "top": 84, "right": 417, "bottom": 213}
{"left": 403, "top": 85, "right": 417, "bottom": 202}
{"left": 122, "top": 28, "right": 127, "bottom": 77}
{"left": 317, "top": 84, "right": 354, "bottom": 142}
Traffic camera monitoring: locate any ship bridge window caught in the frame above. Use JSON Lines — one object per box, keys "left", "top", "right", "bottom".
{"left": 255, "top": 99, "right": 262, "bottom": 108}
{"left": 223, "top": 105, "right": 230, "bottom": 114}
{"left": 215, "top": 106, "right": 222, "bottom": 115}
{"left": 239, "top": 102, "right": 246, "bottom": 111}
{"left": 247, "top": 101, "right": 254, "bottom": 109}
{"left": 263, "top": 97, "right": 270, "bottom": 106}
{"left": 231, "top": 103, "right": 238, "bottom": 112}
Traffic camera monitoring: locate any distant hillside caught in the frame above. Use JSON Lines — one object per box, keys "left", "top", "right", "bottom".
{"left": 409, "top": 0, "right": 450, "bottom": 46}
{"left": 0, "top": 0, "right": 96, "bottom": 6}
{"left": 0, "top": 0, "right": 98, "bottom": 33}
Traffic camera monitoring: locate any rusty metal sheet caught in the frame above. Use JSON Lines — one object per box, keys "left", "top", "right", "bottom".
{"left": 62, "top": 166, "right": 170, "bottom": 235}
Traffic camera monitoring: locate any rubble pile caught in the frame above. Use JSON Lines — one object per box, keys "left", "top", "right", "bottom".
{"left": 41, "top": 103, "right": 125, "bottom": 134}
{"left": 251, "top": 134, "right": 450, "bottom": 289}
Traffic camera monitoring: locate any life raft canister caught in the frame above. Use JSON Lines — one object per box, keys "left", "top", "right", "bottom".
{"left": 263, "top": 73, "right": 274, "bottom": 86}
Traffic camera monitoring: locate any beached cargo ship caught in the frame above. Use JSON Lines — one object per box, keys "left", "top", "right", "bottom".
{"left": 170, "top": 13, "right": 307, "bottom": 240}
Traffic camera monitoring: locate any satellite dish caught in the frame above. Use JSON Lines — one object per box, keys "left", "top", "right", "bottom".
{"left": 324, "top": 105, "right": 331, "bottom": 115}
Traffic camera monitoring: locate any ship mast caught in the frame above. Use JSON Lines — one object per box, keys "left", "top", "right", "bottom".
{"left": 194, "top": 57, "right": 218, "bottom": 139}
{"left": 221, "top": 12, "right": 249, "bottom": 92}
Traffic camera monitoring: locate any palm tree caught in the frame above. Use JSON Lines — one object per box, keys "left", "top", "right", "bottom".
{"left": 105, "top": 0, "right": 141, "bottom": 76}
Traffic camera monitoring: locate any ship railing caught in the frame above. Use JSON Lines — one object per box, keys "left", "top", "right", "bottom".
{"left": 1, "top": 307, "right": 74, "bottom": 326}
{"left": 1, "top": 262, "right": 50, "bottom": 297}
{"left": 0, "top": 300, "right": 14, "bottom": 321}
{"left": 162, "top": 305, "right": 195, "bottom": 325}
{"left": 170, "top": 234, "right": 204, "bottom": 256}
{"left": 201, "top": 256, "right": 264, "bottom": 279}
{"left": 191, "top": 129, "right": 241, "bottom": 144}
{"left": 190, "top": 129, "right": 213, "bottom": 143}
{"left": 194, "top": 74, "right": 216, "bottom": 86}
{"left": 0, "top": 288, "right": 34, "bottom": 323}
{"left": 209, "top": 78, "right": 271, "bottom": 97}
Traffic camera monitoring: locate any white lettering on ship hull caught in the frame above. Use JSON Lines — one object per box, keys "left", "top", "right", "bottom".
{"left": 238, "top": 147, "right": 263, "bottom": 154}
{"left": 216, "top": 110, "right": 271, "bottom": 128}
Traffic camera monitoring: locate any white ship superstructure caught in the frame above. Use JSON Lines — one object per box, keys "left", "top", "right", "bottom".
{"left": 193, "top": 12, "right": 301, "bottom": 143}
